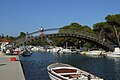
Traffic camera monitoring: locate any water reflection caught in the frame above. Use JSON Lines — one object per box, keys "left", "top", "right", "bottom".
{"left": 20, "top": 52, "right": 120, "bottom": 80}
{"left": 107, "top": 57, "right": 120, "bottom": 80}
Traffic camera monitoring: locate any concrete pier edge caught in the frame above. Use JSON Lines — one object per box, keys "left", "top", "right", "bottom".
{"left": 0, "top": 51, "right": 26, "bottom": 80}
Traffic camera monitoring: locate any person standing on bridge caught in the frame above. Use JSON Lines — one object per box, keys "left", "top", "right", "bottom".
{"left": 40, "top": 26, "right": 44, "bottom": 32}
{"left": 39, "top": 26, "right": 44, "bottom": 37}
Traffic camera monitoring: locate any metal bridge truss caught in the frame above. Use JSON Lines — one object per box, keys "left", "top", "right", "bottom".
{"left": 7, "top": 28, "right": 114, "bottom": 51}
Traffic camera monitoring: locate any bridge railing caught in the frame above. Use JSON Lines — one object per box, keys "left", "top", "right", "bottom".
{"left": 6, "top": 28, "right": 114, "bottom": 51}
{"left": 58, "top": 28, "right": 113, "bottom": 44}
{"left": 58, "top": 29, "right": 100, "bottom": 39}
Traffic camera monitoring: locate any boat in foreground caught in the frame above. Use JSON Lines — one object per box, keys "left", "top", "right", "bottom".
{"left": 47, "top": 63, "right": 103, "bottom": 80}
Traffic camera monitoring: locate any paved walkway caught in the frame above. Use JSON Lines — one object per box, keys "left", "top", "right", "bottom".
{"left": 0, "top": 52, "right": 25, "bottom": 80}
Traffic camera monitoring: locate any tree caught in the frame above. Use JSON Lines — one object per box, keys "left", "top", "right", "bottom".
{"left": 83, "top": 42, "right": 91, "bottom": 49}
{"left": 18, "top": 32, "right": 26, "bottom": 38}
{"left": 82, "top": 25, "right": 93, "bottom": 33}
{"left": 57, "top": 22, "right": 94, "bottom": 48}
{"left": 105, "top": 14, "right": 120, "bottom": 47}
{"left": 93, "top": 22, "right": 114, "bottom": 40}
{"left": 70, "top": 22, "right": 82, "bottom": 29}
{"left": 2, "top": 33, "right": 4, "bottom": 38}
{"left": 105, "top": 14, "right": 120, "bottom": 26}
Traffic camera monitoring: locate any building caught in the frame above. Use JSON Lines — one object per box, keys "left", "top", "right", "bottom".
{"left": 0, "top": 38, "right": 11, "bottom": 51}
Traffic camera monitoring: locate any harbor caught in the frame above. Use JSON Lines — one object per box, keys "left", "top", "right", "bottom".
{"left": 0, "top": 5, "right": 120, "bottom": 80}
{"left": 0, "top": 26, "right": 120, "bottom": 80}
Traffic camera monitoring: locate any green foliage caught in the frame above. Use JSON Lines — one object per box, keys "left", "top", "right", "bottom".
{"left": 83, "top": 42, "right": 91, "bottom": 48}
{"left": 93, "top": 14, "right": 120, "bottom": 44}
{"left": 93, "top": 22, "right": 113, "bottom": 37}
{"left": 105, "top": 14, "right": 120, "bottom": 27}
{"left": 62, "top": 22, "right": 82, "bottom": 30}
{"left": 50, "top": 37, "right": 81, "bottom": 48}
{"left": 17, "top": 32, "right": 26, "bottom": 38}
{"left": 8, "top": 36, "right": 16, "bottom": 41}
{"left": 27, "top": 38, "right": 49, "bottom": 46}
{"left": 60, "top": 22, "right": 93, "bottom": 34}
{"left": 2, "top": 33, "right": 4, "bottom": 38}
{"left": 82, "top": 25, "right": 93, "bottom": 33}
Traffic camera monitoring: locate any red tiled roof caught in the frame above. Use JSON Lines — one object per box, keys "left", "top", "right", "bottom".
{"left": 0, "top": 38, "right": 11, "bottom": 42}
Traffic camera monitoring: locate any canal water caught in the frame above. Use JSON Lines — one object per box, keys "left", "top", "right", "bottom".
{"left": 20, "top": 52, "right": 120, "bottom": 80}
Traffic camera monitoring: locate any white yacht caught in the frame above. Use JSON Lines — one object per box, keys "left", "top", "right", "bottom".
{"left": 52, "top": 47, "right": 62, "bottom": 53}
{"left": 107, "top": 47, "right": 120, "bottom": 57}
{"left": 58, "top": 47, "right": 77, "bottom": 54}
{"left": 81, "top": 50, "right": 105, "bottom": 56}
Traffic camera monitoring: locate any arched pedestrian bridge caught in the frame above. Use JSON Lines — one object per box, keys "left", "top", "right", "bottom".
{"left": 8, "top": 28, "right": 114, "bottom": 51}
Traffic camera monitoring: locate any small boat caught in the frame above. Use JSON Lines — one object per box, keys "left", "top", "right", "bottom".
{"left": 107, "top": 53, "right": 120, "bottom": 57}
{"left": 107, "top": 47, "right": 120, "bottom": 58}
{"left": 107, "top": 52, "right": 120, "bottom": 57}
{"left": 52, "top": 47, "right": 62, "bottom": 53}
{"left": 81, "top": 50, "right": 104, "bottom": 56}
{"left": 22, "top": 49, "right": 32, "bottom": 56}
{"left": 13, "top": 48, "right": 21, "bottom": 55}
{"left": 47, "top": 63, "right": 103, "bottom": 80}
{"left": 58, "top": 48, "right": 77, "bottom": 54}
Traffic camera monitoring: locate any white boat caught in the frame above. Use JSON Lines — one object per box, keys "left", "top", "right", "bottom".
{"left": 58, "top": 48, "right": 77, "bottom": 54}
{"left": 107, "top": 47, "right": 120, "bottom": 58}
{"left": 107, "top": 52, "right": 120, "bottom": 57}
{"left": 47, "top": 63, "right": 103, "bottom": 80}
{"left": 81, "top": 50, "right": 105, "bottom": 56}
{"left": 5, "top": 49, "right": 10, "bottom": 54}
{"left": 21, "top": 49, "right": 32, "bottom": 56}
{"left": 13, "top": 48, "right": 21, "bottom": 54}
{"left": 52, "top": 47, "right": 62, "bottom": 53}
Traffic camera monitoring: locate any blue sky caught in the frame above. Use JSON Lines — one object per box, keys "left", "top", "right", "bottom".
{"left": 0, "top": 0, "right": 120, "bottom": 36}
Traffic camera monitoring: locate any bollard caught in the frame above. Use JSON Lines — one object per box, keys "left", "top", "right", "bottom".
{"left": 88, "top": 75, "right": 91, "bottom": 80}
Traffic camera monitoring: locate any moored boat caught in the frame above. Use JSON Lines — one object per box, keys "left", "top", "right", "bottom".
{"left": 13, "top": 48, "right": 21, "bottom": 55}
{"left": 58, "top": 48, "right": 77, "bottom": 54}
{"left": 107, "top": 47, "right": 120, "bottom": 58}
{"left": 22, "top": 49, "right": 32, "bottom": 56}
{"left": 81, "top": 50, "right": 105, "bottom": 56}
{"left": 47, "top": 63, "right": 103, "bottom": 80}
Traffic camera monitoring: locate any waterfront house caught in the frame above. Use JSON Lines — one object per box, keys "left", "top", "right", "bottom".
{"left": 0, "top": 38, "right": 11, "bottom": 52}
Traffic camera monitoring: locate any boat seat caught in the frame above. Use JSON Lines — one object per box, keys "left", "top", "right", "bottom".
{"left": 58, "top": 72, "right": 78, "bottom": 75}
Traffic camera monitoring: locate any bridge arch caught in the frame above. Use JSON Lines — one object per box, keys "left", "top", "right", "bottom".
{"left": 46, "top": 33, "right": 114, "bottom": 51}
{"left": 7, "top": 28, "right": 114, "bottom": 52}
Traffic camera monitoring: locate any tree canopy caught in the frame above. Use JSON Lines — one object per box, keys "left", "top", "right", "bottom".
{"left": 105, "top": 14, "right": 120, "bottom": 27}
{"left": 93, "top": 14, "right": 120, "bottom": 46}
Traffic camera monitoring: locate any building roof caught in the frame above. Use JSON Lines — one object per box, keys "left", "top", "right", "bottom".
{"left": 0, "top": 38, "right": 11, "bottom": 42}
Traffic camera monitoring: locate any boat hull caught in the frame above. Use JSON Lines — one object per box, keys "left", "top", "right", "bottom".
{"left": 107, "top": 54, "right": 120, "bottom": 57}
{"left": 47, "top": 63, "right": 103, "bottom": 80}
